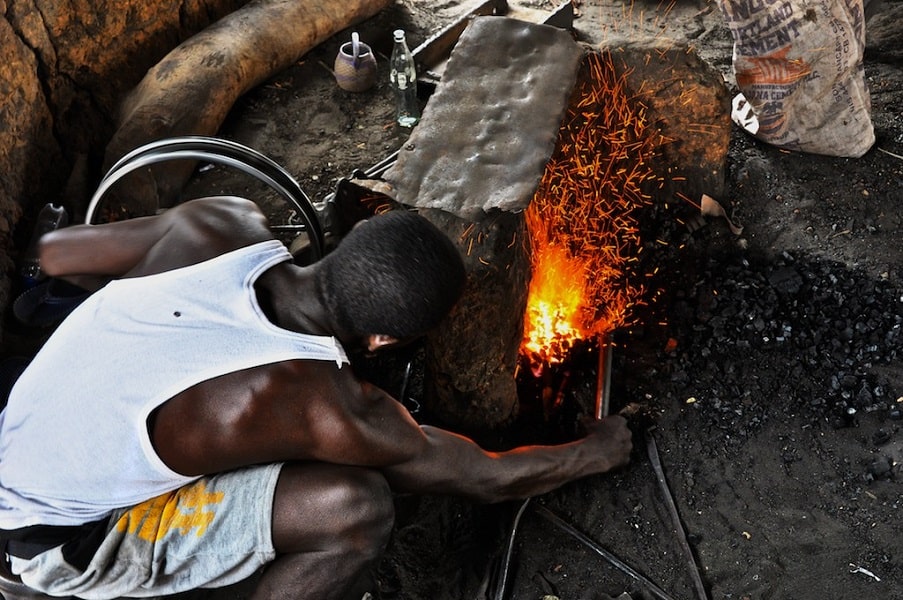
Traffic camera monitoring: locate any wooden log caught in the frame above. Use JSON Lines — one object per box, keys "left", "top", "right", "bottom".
{"left": 103, "top": 0, "right": 392, "bottom": 214}
{"left": 419, "top": 208, "right": 531, "bottom": 434}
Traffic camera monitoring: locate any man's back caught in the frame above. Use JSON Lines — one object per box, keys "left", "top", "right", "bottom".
{"left": 0, "top": 236, "right": 348, "bottom": 528}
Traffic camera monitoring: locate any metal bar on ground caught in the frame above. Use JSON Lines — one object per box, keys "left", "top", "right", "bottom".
{"left": 533, "top": 505, "right": 678, "bottom": 600}
{"left": 492, "top": 497, "right": 532, "bottom": 600}
{"left": 646, "top": 432, "right": 710, "bottom": 600}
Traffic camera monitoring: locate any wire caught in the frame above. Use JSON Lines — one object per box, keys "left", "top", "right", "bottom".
{"left": 646, "top": 432, "right": 709, "bottom": 600}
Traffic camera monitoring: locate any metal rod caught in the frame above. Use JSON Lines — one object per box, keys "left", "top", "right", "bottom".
{"left": 646, "top": 432, "right": 710, "bottom": 600}
{"left": 533, "top": 505, "right": 679, "bottom": 600}
{"left": 493, "top": 498, "right": 532, "bottom": 600}
{"left": 398, "top": 358, "right": 413, "bottom": 403}
{"left": 595, "top": 333, "right": 613, "bottom": 419}
{"left": 363, "top": 149, "right": 400, "bottom": 178}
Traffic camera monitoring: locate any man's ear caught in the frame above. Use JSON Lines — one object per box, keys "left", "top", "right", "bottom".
{"left": 366, "top": 334, "right": 399, "bottom": 352}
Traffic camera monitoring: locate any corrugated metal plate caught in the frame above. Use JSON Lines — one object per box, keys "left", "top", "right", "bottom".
{"left": 383, "top": 16, "right": 583, "bottom": 221}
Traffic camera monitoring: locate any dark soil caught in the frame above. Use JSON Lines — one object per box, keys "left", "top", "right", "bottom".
{"left": 191, "top": 1, "right": 903, "bottom": 597}
{"left": 12, "top": 1, "right": 903, "bottom": 599}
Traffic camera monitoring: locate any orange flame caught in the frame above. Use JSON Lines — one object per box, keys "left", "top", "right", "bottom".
{"left": 520, "top": 226, "right": 590, "bottom": 368}
{"left": 521, "top": 51, "right": 659, "bottom": 369}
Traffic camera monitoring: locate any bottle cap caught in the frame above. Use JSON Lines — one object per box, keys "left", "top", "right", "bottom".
{"left": 393, "top": 29, "right": 405, "bottom": 41}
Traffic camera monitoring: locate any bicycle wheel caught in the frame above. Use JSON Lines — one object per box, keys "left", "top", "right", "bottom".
{"left": 85, "top": 136, "right": 326, "bottom": 262}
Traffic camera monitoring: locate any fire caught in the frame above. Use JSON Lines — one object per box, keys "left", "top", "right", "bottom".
{"left": 520, "top": 228, "right": 590, "bottom": 367}
{"left": 521, "top": 51, "right": 661, "bottom": 369}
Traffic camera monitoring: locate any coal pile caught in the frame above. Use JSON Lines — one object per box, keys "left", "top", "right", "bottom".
{"left": 634, "top": 244, "right": 903, "bottom": 449}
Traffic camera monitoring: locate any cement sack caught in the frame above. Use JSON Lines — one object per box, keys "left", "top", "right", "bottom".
{"left": 718, "top": 0, "right": 874, "bottom": 158}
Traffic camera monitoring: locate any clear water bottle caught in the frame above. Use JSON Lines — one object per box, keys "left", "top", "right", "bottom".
{"left": 389, "top": 29, "right": 420, "bottom": 128}
{"left": 20, "top": 203, "right": 68, "bottom": 289}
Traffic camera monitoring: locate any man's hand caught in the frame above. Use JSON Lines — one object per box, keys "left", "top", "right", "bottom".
{"left": 581, "top": 415, "right": 633, "bottom": 472}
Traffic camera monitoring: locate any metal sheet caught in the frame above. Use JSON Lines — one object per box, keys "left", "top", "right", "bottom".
{"left": 384, "top": 16, "right": 583, "bottom": 221}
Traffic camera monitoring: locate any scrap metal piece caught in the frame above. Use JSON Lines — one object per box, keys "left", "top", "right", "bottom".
{"left": 411, "top": 0, "right": 509, "bottom": 88}
{"left": 384, "top": 16, "right": 584, "bottom": 221}
{"left": 849, "top": 563, "right": 882, "bottom": 582}
{"left": 412, "top": 1, "right": 575, "bottom": 89}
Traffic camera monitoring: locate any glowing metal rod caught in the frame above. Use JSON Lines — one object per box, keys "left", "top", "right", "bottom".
{"left": 595, "top": 333, "right": 613, "bottom": 419}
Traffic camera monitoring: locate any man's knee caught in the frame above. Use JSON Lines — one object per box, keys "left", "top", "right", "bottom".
{"left": 338, "top": 469, "right": 394, "bottom": 559}
{"left": 271, "top": 464, "right": 394, "bottom": 558}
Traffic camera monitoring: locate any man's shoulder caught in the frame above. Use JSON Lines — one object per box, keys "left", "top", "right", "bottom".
{"left": 129, "top": 197, "right": 274, "bottom": 276}
{"left": 169, "top": 197, "right": 272, "bottom": 248}
{"left": 268, "top": 358, "right": 357, "bottom": 391}
{"left": 262, "top": 359, "right": 372, "bottom": 419}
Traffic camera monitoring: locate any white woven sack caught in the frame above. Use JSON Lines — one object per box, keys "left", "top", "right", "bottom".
{"left": 719, "top": 0, "right": 875, "bottom": 158}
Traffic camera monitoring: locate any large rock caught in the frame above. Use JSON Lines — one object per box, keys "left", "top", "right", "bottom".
{"left": 1, "top": 0, "right": 387, "bottom": 349}
{"left": 0, "top": 13, "right": 59, "bottom": 312}
{"left": 7, "top": 0, "right": 246, "bottom": 158}
{"left": 0, "top": 0, "right": 245, "bottom": 348}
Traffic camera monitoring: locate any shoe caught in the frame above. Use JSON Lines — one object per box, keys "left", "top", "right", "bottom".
{"left": 12, "top": 279, "right": 92, "bottom": 329}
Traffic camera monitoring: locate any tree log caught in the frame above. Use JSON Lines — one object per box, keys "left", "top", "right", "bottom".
{"left": 103, "top": 0, "right": 392, "bottom": 213}
{"left": 420, "top": 208, "right": 531, "bottom": 434}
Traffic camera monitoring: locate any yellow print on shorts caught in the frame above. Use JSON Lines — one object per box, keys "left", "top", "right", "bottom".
{"left": 116, "top": 480, "right": 225, "bottom": 542}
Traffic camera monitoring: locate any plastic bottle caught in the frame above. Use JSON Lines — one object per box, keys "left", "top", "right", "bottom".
{"left": 389, "top": 29, "right": 420, "bottom": 128}
{"left": 20, "top": 203, "right": 68, "bottom": 289}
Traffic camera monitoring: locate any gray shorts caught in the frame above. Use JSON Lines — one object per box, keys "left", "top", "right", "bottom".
{"left": 11, "top": 463, "right": 283, "bottom": 599}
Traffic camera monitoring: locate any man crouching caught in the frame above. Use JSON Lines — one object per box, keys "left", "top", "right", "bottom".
{"left": 0, "top": 197, "right": 632, "bottom": 599}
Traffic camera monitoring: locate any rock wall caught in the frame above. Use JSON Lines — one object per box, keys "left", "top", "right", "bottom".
{"left": 0, "top": 0, "right": 246, "bottom": 343}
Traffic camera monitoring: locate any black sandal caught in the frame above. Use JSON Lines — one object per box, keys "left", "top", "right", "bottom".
{"left": 12, "top": 279, "right": 92, "bottom": 329}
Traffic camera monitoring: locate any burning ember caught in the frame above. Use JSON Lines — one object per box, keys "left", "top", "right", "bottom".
{"left": 520, "top": 51, "right": 663, "bottom": 373}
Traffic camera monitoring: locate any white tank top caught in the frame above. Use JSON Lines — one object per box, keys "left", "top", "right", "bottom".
{"left": 0, "top": 240, "right": 348, "bottom": 528}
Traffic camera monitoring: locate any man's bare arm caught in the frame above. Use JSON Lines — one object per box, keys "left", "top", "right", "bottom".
{"left": 152, "top": 352, "right": 632, "bottom": 498}
{"left": 39, "top": 197, "right": 271, "bottom": 286}
{"left": 380, "top": 418, "right": 632, "bottom": 503}
{"left": 303, "top": 374, "right": 634, "bottom": 504}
